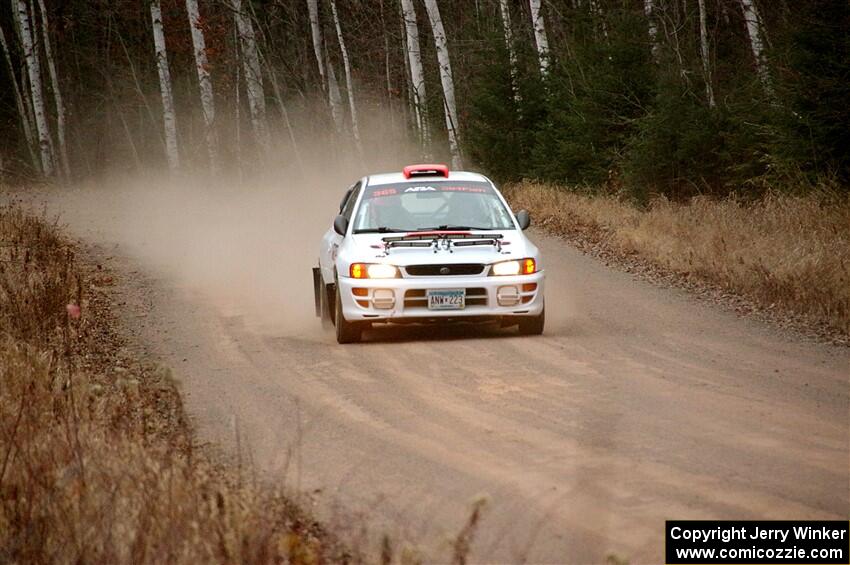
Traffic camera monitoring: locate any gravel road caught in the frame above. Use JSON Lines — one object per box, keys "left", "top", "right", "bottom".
{"left": 32, "top": 184, "right": 849, "bottom": 563}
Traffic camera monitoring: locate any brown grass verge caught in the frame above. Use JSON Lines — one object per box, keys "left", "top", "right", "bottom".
{"left": 0, "top": 201, "right": 354, "bottom": 564}
{"left": 505, "top": 182, "right": 850, "bottom": 340}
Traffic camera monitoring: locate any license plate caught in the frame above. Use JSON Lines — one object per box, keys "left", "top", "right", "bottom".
{"left": 427, "top": 289, "right": 465, "bottom": 310}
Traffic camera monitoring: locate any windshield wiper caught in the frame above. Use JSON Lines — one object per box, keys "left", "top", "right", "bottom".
{"left": 353, "top": 226, "right": 405, "bottom": 234}
{"left": 415, "top": 225, "right": 493, "bottom": 231}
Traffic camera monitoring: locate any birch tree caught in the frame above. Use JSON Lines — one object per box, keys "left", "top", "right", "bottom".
{"left": 35, "top": 0, "right": 69, "bottom": 179}
{"left": 697, "top": 0, "right": 716, "bottom": 107}
{"left": 232, "top": 0, "right": 269, "bottom": 149}
{"left": 306, "top": 0, "right": 326, "bottom": 87}
{"left": 328, "top": 0, "right": 361, "bottom": 150}
{"left": 0, "top": 22, "right": 37, "bottom": 168}
{"left": 529, "top": 0, "right": 550, "bottom": 77}
{"left": 306, "top": 0, "right": 344, "bottom": 133}
{"left": 150, "top": 0, "right": 180, "bottom": 171}
{"left": 422, "top": 0, "right": 461, "bottom": 168}
{"left": 325, "top": 48, "right": 345, "bottom": 133}
{"left": 400, "top": 0, "right": 429, "bottom": 147}
{"left": 185, "top": 0, "right": 218, "bottom": 167}
{"left": 13, "top": 0, "right": 53, "bottom": 176}
{"left": 738, "top": 0, "right": 774, "bottom": 98}
{"left": 399, "top": 5, "right": 415, "bottom": 130}
{"left": 644, "top": 0, "right": 660, "bottom": 61}
{"left": 499, "top": 0, "right": 519, "bottom": 102}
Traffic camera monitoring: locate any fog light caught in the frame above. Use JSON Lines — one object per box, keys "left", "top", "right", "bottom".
{"left": 372, "top": 289, "right": 395, "bottom": 309}
{"left": 497, "top": 286, "right": 520, "bottom": 306}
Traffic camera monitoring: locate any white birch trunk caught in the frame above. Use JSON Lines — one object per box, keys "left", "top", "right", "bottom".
{"left": 266, "top": 66, "right": 304, "bottom": 174}
{"left": 306, "top": 0, "right": 326, "bottom": 87}
{"left": 150, "top": 0, "right": 179, "bottom": 171}
{"left": 13, "top": 0, "right": 53, "bottom": 176}
{"left": 399, "top": 4, "right": 415, "bottom": 131}
{"left": 499, "top": 0, "right": 520, "bottom": 102}
{"left": 400, "top": 0, "right": 429, "bottom": 148}
{"left": 738, "top": 0, "right": 774, "bottom": 97}
{"left": 0, "top": 22, "right": 38, "bottom": 168}
{"left": 590, "top": 0, "right": 609, "bottom": 40}
{"left": 35, "top": 0, "right": 69, "bottom": 179}
{"left": 325, "top": 49, "right": 345, "bottom": 133}
{"left": 232, "top": 0, "right": 269, "bottom": 149}
{"left": 185, "top": 0, "right": 218, "bottom": 167}
{"left": 306, "top": 0, "right": 344, "bottom": 133}
{"left": 644, "top": 0, "right": 659, "bottom": 61}
{"left": 422, "top": 0, "right": 461, "bottom": 168}
{"left": 328, "top": 0, "right": 361, "bottom": 149}
{"left": 697, "top": 0, "right": 716, "bottom": 107}
{"left": 529, "top": 0, "right": 550, "bottom": 76}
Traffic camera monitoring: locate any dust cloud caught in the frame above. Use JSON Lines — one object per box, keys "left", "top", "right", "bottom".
{"left": 39, "top": 113, "right": 427, "bottom": 336}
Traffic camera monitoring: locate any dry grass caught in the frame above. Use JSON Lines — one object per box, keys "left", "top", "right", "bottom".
{"left": 0, "top": 202, "right": 351, "bottom": 564}
{"left": 506, "top": 182, "right": 850, "bottom": 336}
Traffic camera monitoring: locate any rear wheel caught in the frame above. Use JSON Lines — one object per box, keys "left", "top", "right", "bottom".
{"left": 335, "top": 287, "right": 363, "bottom": 344}
{"left": 518, "top": 305, "right": 545, "bottom": 336}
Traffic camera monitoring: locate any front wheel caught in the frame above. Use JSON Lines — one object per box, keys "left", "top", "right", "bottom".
{"left": 518, "top": 305, "right": 545, "bottom": 336}
{"left": 335, "top": 287, "right": 362, "bottom": 344}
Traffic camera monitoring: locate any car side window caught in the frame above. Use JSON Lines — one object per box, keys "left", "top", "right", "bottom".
{"left": 342, "top": 182, "right": 361, "bottom": 221}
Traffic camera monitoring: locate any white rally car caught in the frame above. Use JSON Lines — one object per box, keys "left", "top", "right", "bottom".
{"left": 313, "top": 164, "right": 545, "bottom": 343}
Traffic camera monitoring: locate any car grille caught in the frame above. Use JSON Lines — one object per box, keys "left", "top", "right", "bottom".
{"left": 405, "top": 264, "right": 485, "bottom": 276}
{"left": 403, "top": 288, "right": 487, "bottom": 308}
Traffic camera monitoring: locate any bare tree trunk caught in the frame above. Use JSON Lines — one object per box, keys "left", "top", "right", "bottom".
{"left": 306, "top": 0, "right": 344, "bottom": 133}
{"left": 498, "top": 0, "right": 519, "bottom": 102}
{"left": 306, "top": 0, "right": 326, "bottom": 88}
{"left": 233, "top": 23, "right": 243, "bottom": 180}
{"left": 644, "top": 0, "right": 660, "bottom": 61}
{"left": 185, "top": 0, "right": 218, "bottom": 168}
{"left": 35, "top": 0, "right": 69, "bottom": 179}
{"left": 529, "top": 0, "right": 550, "bottom": 77}
{"left": 325, "top": 49, "right": 345, "bottom": 133}
{"left": 0, "top": 22, "right": 38, "bottom": 169}
{"left": 738, "top": 0, "right": 774, "bottom": 98}
{"left": 13, "top": 0, "right": 53, "bottom": 176}
{"left": 589, "top": 0, "right": 609, "bottom": 41}
{"left": 697, "top": 0, "right": 716, "bottom": 107}
{"left": 399, "top": 2, "right": 415, "bottom": 131}
{"left": 422, "top": 0, "right": 461, "bottom": 168}
{"left": 400, "top": 0, "right": 429, "bottom": 150}
{"left": 378, "top": 0, "right": 396, "bottom": 135}
{"left": 232, "top": 0, "right": 269, "bottom": 150}
{"left": 150, "top": 0, "right": 180, "bottom": 172}
{"left": 328, "top": 0, "right": 361, "bottom": 150}
{"left": 266, "top": 65, "right": 305, "bottom": 174}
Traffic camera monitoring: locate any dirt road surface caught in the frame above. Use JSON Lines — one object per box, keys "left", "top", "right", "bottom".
{"left": 28, "top": 183, "right": 849, "bottom": 563}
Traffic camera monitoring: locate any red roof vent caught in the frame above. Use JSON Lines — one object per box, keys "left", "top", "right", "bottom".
{"left": 403, "top": 164, "right": 449, "bottom": 179}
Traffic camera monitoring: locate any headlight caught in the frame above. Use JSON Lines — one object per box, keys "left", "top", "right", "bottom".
{"left": 350, "top": 263, "right": 399, "bottom": 279}
{"left": 491, "top": 258, "right": 536, "bottom": 276}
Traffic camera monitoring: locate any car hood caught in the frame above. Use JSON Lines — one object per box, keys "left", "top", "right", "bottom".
{"left": 342, "top": 231, "right": 537, "bottom": 267}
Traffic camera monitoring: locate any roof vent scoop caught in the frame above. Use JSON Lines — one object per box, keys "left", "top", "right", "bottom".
{"left": 403, "top": 164, "right": 449, "bottom": 179}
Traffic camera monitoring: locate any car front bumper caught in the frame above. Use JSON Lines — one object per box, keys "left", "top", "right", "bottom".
{"left": 336, "top": 271, "right": 545, "bottom": 322}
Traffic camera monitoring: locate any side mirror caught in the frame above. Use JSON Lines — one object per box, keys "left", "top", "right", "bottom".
{"left": 333, "top": 215, "right": 349, "bottom": 236}
{"left": 516, "top": 209, "right": 531, "bottom": 230}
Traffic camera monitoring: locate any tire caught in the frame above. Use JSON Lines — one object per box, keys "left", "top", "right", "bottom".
{"left": 334, "top": 287, "right": 362, "bottom": 344}
{"left": 518, "top": 304, "right": 545, "bottom": 336}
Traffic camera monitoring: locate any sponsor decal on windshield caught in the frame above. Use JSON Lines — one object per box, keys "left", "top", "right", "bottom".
{"left": 365, "top": 182, "right": 492, "bottom": 199}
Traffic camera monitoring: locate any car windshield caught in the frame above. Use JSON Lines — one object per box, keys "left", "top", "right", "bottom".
{"left": 352, "top": 181, "right": 515, "bottom": 233}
